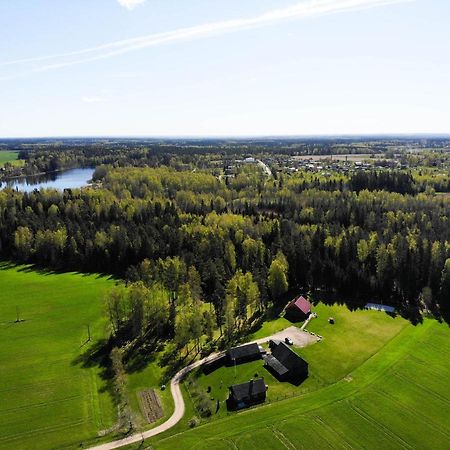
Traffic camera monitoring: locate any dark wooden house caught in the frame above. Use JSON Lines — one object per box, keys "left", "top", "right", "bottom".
{"left": 284, "top": 295, "right": 311, "bottom": 322}
{"left": 268, "top": 339, "right": 282, "bottom": 350}
{"left": 227, "top": 378, "right": 267, "bottom": 410}
{"left": 264, "top": 342, "right": 308, "bottom": 384}
{"left": 226, "top": 343, "right": 263, "bottom": 366}
{"left": 202, "top": 354, "right": 227, "bottom": 375}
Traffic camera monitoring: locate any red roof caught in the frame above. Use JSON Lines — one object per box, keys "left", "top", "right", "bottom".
{"left": 287, "top": 296, "right": 311, "bottom": 314}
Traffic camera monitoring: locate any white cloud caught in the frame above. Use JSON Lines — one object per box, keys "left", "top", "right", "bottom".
{"left": 82, "top": 96, "right": 106, "bottom": 103}
{"left": 117, "top": 0, "right": 146, "bottom": 10}
{"left": 2, "top": 0, "right": 413, "bottom": 75}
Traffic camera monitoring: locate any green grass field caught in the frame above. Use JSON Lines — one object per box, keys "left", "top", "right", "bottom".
{"left": 1, "top": 264, "right": 450, "bottom": 450}
{"left": 185, "top": 304, "right": 408, "bottom": 422}
{"left": 144, "top": 305, "right": 450, "bottom": 449}
{"left": 126, "top": 353, "right": 175, "bottom": 431}
{"left": 0, "top": 263, "right": 116, "bottom": 450}
{"left": 0, "top": 150, "right": 24, "bottom": 167}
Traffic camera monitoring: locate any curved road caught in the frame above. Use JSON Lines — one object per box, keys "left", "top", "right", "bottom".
{"left": 89, "top": 327, "right": 315, "bottom": 450}
{"left": 257, "top": 159, "right": 273, "bottom": 177}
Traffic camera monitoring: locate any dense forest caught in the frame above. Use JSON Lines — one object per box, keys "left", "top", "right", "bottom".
{"left": 1, "top": 147, "right": 450, "bottom": 338}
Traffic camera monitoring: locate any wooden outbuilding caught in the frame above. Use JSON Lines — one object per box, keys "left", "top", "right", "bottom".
{"left": 285, "top": 295, "right": 312, "bottom": 322}
{"left": 226, "top": 343, "right": 263, "bottom": 366}
{"left": 227, "top": 378, "right": 267, "bottom": 410}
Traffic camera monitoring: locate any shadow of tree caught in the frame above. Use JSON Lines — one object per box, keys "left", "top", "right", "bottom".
{"left": 0, "top": 259, "right": 117, "bottom": 281}
{"left": 123, "top": 338, "right": 161, "bottom": 374}
{"left": 440, "top": 301, "right": 450, "bottom": 327}
{"left": 72, "top": 337, "right": 116, "bottom": 397}
{"left": 158, "top": 344, "right": 191, "bottom": 384}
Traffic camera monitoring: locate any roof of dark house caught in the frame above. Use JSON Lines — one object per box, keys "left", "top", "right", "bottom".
{"left": 272, "top": 342, "right": 308, "bottom": 373}
{"left": 264, "top": 354, "right": 289, "bottom": 377}
{"left": 202, "top": 354, "right": 227, "bottom": 374}
{"left": 287, "top": 296, "right": 311, "bottom": 314}
{"left": 229, "top": 378, "right": 266, "bottom": 402}
{"left": 227, "top": 343, "right": 261, "bottom": 361}
{"left": 268, "top": 339, "right": 282, "bottom": 349}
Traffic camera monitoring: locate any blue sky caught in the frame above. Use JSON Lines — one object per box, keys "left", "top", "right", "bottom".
{"left": 0, "top": 0, "right": 449, "bottom": 137}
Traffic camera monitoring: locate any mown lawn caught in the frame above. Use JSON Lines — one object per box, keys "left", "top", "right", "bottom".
{"left": 300, "top": 302, "right": 407, "bottom": 386}
{"left": 183, "top": 303, "right": 408, "bottom": 424}
{"left": 186, "top": 358, "right": 301, "bottom": 420}
{"left": 128, "top": 305, "right": 450, "bottom": 449}
{"left": 0, "top": 263, "right": 116, "bottom": 450}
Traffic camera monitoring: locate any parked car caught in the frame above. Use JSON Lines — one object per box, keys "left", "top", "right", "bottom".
{"left": 284, "top": 337, "right": 293, "bottom": 345}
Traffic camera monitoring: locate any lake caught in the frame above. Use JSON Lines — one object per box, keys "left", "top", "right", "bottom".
{"left": 0, "top": 167, "right": 95, "bottom": 192}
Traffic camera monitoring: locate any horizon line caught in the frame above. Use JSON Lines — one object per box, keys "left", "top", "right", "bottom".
{"left": 1, "top": 133, "right": 449, "bottom": 141}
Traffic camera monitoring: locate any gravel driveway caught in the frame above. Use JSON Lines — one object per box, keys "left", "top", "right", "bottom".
{"left": 253, "top": 326, "right": 317, "bottom": 347}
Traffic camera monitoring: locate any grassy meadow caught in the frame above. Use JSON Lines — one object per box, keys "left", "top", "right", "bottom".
{"left": 143, "top": 305, "right": 450, "bottom": 449}
{"left": 185, "top": 303, "right": 408, "bottom": 422}
{"left": 0, "top": 263, "right": 116, "bottom": 450}
{"left": 0, "top": 150, "right": 24, "bottom": 167}
{"left": 1, "top": 263, "right": 449, "bottom": 450}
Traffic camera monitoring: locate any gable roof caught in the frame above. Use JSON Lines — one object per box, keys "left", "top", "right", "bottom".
{"left": 268, "top": 339, "right": 282, "bottom": 348}
{"left": 229, "top": 378, "right": 266, "bottom": 402}
{"left": 272, "top": 342, "right": 308, "bottom": 373}
{"left": 264, "top": 354, "right": 289, "bottom": 377}
{"left": 287, "top": 296, "right": 311, "bottom": 315}
{"left": 227, "top": 343, "right": 261, "bottom": 361}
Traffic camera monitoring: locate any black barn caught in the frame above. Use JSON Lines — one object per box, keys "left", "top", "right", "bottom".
{"left": 264, "top": 342, "right": 308, "bottom": 384}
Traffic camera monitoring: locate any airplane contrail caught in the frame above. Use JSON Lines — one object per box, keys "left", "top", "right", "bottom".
{"left": 1, "top": 0, "right": 413, "bottom": 76}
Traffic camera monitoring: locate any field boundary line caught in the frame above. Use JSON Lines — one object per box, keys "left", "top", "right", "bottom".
{"left": 375, "top": 389, "right": 450, "bottom": 439}
{"left": 0, "top": 394, "right": 82, "bottom": 414}
{"left": 89, "top": 367, "right": 102, "bottom": 429}
{"left": 271, "top": 426, "right": 296, "bottom": 450}
{"left": 312, "top": 416, "right": 355, "bottom": 449}
{"left": 226, "top": 438, "right": 240, "bottom": 450}
{"left": 392, "top": 371, "right": 450, "bottom": 405}
{"left": 349, "top": 401, "right": 413, "bottom": 449}
{"left": 0, "top": 418, "right": 85, "bottom": 444}
{"left": 406, "top": 355, "right": 450, "bottom": 378}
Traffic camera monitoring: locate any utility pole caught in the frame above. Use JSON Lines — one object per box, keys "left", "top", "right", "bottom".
{"left": 15, "top": 306, "right": 20, "bottom": 323}
{"left": 87, "top": 324, "right": 91, "bottom": 342}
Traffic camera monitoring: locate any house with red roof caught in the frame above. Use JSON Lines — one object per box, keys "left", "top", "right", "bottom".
{"left": 284, "top": 295, "right": 311, "bottom": 322}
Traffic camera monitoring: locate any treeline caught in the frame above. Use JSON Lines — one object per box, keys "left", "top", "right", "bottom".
{"left": 1, "top": 164, "right": 450, "bottom": 327}
{"left": 349, "top": 170, "right": 450, "bottom": 194}
{"left": 349, "top": 171, "right": 415, "bottom": 194}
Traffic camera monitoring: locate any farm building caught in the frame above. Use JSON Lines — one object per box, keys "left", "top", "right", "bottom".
{"left": 285, "top": 295, "right": 312, "bottom": 322}
{"left": 268, "top": 339, "right": 282, "bottom": 350}
{"left": 365, "top": 303, "right": 395, "bottom": 314}
{"left": 264, "top": 341, "right": 308, "bottom": 384}
{"left": 202, "top": 354, "right": 227, "bottom": 375}
{"left": 227, "top": 343, "right": 264, "bottom": 365}
{"left": 227, "top": 378, "right": 267, "bottom": 410}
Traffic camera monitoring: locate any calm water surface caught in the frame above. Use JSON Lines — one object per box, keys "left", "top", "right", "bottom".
{"left": 1, "top": 168, "right": 95, "bottom": 192}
